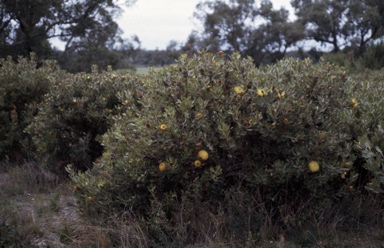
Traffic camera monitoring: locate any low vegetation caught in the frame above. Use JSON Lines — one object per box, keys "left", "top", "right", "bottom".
{"left": 1, "top": 52, "right": 384, "bottom": 247}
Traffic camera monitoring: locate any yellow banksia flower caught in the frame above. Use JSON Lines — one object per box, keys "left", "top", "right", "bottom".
{"left": 159, "top": 162, "right": 166, "bottom": 172}
{"left": 194, "top": 160, "right": 202, "bottom": 168}
{"left": 257, "top": 89, "right": 267, "bottom": 96}
{"left": 234, "top": 86, "right": 245, "bottom": 94}
{"left": 277, "top": 91, "right": 285, "bottom": 98}
{"left": 350, "top": 98, "right": 358, "bottom": 108}
{"left": 196, "top": 112, "right": 204, "bottom": 119}
{"left": 159, "top": 124, "right": 167, "bottom": 131}
{"left": 198, "top": 150, "right": 209, "bottom": 160}
{"left": 309, "top": 161, "right": 320, "bottom": 172}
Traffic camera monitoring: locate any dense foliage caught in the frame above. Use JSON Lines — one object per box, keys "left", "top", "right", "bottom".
{"left": 68, "top": 52, "right": 377, "bottom": 245}
{"left": 1, "top": 50, "right": 384, "bottom": 246}
{"left": 26, "top": 67, "right": 141, "bottom": 175}
{"left": 0, "top": 55, "right": 58, "bottom": 162}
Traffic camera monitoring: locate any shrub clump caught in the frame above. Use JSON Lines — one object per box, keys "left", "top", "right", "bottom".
{"left": 0, "top": 55, "right": 59, "bottom": 163}
{"left": 27, "top": 66, "right": 142, "bottom": 176}
{"left": 70, "top": 52, "right": 361, "bottom": 244}
{"left": 351, "top": 76, "right": 384, "bottom": 193}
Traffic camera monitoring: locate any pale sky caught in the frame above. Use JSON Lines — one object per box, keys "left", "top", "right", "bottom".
{"left": 117, "top": 0, "right": 294, "bottom": 50}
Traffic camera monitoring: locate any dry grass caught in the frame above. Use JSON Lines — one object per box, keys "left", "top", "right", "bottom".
{"left": 1, "top": 162, "right": 384, "bottom": 247}
{"left": 0, "top": 162, "right": 150, "bottom": 247}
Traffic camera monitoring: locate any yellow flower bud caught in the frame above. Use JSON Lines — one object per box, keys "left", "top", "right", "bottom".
{"left": 234, "top": 86, "right": 245, "bottom": 94}
{"left": 194, "top": 160, "right": 202, "bottom": 168}
{"left": 309, "top": 161, "right": 320, "bottom": 172}
{"left": 196, "top": 112, "right": 204, "bottom": 119}
{"left": 159, "top": 124, "right": 167, "bottom": 131}
{"left": 257, "top": 89, "right": 267, "bottom": 96}
{"left": 159, "top": 162, "right": 166, "bottom": 171}
{"left": 198, "top": 150, "right": 209, "bottom": 160}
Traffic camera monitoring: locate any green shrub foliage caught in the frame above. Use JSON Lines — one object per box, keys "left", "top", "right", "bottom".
{"left": 70, "top": 52, "right": 361, "bottom": 243}
{"left": 0, "top": 55, "right": 58, "bottom": 162}
{"left": 352, "top": 77, "right": 384, "bottom": 193}
{"left": 321, "top": 42, "right": 384, "bottom": 74}
{"left": 27, "top": 66, "right": 141, "bottom": 176}
{"left": 362, "top": 42, "right": 384, "bottom": 71}
{"left": 321, "top": 51, "right": 364, "bottom": 74}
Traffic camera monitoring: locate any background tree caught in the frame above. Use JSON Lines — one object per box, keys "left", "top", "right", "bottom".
{"left": 292, "top": 0, "right": 384, "bottom": 55}
{"left": 130, "top": 40, "right": 181, "bottom": 67}
{"left": 193, "top": 0, "right": 304, "bottom": 65}
{"left": 0, "top": 0, "right": 137, "bottom": 72}
{"left": 346, "top": 0, "right": 384, "bottom": 55}
{"left": 194, "top": 0, "right": 258, "bottom": 52}
{"left": 245, "top": 0, "right": 305, "bottom": 65}
{"left": 0, "top": 0, "right": 60, "bottom": 59}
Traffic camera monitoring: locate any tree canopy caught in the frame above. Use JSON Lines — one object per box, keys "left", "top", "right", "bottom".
{"left": 291, "top": 0, "right": 384, "bottom": 55}
{"left": 190, "top": 0, "right": 384, "bottom": 65}
{"left": 0, "top": 0, "right": 137, "bottom": 72}
{"left": 1, "top": 0, "right": 384, "bottom": 70}
{"left": 193, "top": 0, "right": 305, "bottom": 65}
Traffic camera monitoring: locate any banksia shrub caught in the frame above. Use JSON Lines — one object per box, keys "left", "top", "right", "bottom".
{"left": 71, "top": 52, "right": 359, "bottom": 243}
{"left": 352, "top": 76, "right": 384, "bottom": 193}
{"left": 27, "top": 66, "right": 141, "bottom": 176}
{"left": 0, "top": 55, "right": 58, "bottom": 163}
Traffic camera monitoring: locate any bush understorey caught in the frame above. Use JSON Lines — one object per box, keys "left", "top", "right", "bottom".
{"left": 0, "top": 54, "right": 59, "bottom": 163}
{"left": 67, "top": 52, "right": 384, "bottom": 246}
{"left": 26, "top": 66, "right": 143, "bottom": 176}
{"left": 2, "top": 52, "right": 384, "bottom": 246}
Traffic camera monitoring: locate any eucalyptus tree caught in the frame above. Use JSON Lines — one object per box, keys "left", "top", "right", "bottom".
{"left": 0, "top": 0, "right": 136, "bottom": 71}
{"left": 193, "top": 0, "right": 305, "bottom": 65}
{"left": 194, "top": 0, "right": 258, "bottom": 52}
{"left": 292, "top": 0, "right": 384, "bottom": 55}
{"left": 245, "top": 0, "right": 305, "bottom": 65}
